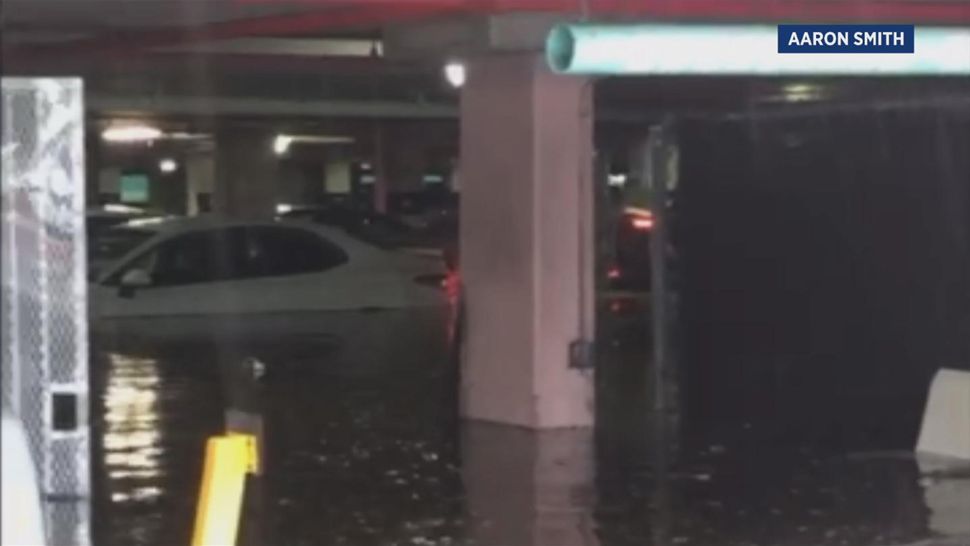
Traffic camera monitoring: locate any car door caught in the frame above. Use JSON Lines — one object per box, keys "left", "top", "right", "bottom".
{"left": 227, "top": 225, "right": 354, "bottom": 313}
{"left": 94, "top": 228, "right": 235, "bottom": 319}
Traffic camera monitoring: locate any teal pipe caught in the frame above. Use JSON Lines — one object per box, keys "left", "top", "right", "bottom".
{"left": 546, "top": 23, "right": 970, "bottom": 76}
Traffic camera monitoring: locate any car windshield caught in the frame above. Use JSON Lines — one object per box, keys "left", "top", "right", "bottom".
{"left": 88, "top": 227, "right": 154, "bottom": 263}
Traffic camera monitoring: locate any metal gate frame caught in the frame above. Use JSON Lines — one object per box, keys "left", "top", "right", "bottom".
{"left": 2, "top": 77, "right": 91, "bottom": 546}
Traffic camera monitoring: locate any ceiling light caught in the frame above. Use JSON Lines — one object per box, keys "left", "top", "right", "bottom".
{"left": 159, "top": 158, "right": 178, "bottom": 173}
{"left": 444, "top": 61, "right": 466, "bottom": 88}
{"left": 102, "top": 124, "right": 162, "bottom": 143}
{"left": 296, "top": 135, "right": 355, "bottom": 145}
{"left": 166, "top": 132, "right": 210, "bottom": 141}
{"left": 273, "top": 135, "right": 294, "bottom": 156}
{"left": 274, "top": 134, "right": 353, "bottom": 156}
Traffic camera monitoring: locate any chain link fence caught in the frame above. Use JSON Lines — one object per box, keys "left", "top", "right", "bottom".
{"left": 2, "top": 77, "right": 91, "bottom": 546}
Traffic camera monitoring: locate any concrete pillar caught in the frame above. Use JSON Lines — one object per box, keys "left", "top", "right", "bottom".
{"left": 373, "top": 123, "right": 388, "bottom": 214}
{"left": 186, "top": 152, "right": 215, "bottom": 216}
{"left": 97, "top": 167, "right": 121, "bottom": 203}
{"left": 325, "top": 160, "right": 352, "bottom": 195}
{"left": 459, "top": 53, "right": 595, "bottom": 429}
{"left": 153, "top": 160, "right": 187, "bottom": 215}
{"left": 385, "top": 138, "right": 426, "bottom": 194}
{"left": 448, "top": 162, "right": 461, "bottom": 193}
{"left": 277, "top": 161, "right": 313, "bottom": 206}
{"left": 214, "top": 128, "right": 277, "bottom": 219}
{"left": 462, "top": 423, "right": 598, "bottom": 546}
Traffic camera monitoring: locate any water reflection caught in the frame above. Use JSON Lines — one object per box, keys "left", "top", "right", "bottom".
{"left": 93, "top": 346, "right": 224, "bottom": 546}
{"left": 102, "top": 354, "right": 163, "bottom": 492}
{"left": 462, "top": 424, "right": 598, "bottom": 546}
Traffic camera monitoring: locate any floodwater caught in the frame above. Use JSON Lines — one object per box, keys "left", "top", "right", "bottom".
{"left": 90, "top": 302, "right": 970, "bottom": 546}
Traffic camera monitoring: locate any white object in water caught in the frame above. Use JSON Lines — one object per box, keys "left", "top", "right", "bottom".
{"left": 917, "top": 368, "right": 970, "bottom": 460}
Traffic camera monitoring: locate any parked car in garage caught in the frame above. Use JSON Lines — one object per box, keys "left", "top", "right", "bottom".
{"left": 89, "top": 216, "right": 452, "bottom": 343}
{"left": 86, "top": 204, "right": 150, "bottom": 240}
{"left": 280, "top": 204, "right": 459, "bottom": 271}
{"left": 88, "top": 219, "right": 160, "bottom": 280}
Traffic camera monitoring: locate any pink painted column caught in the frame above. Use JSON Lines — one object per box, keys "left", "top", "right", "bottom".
{"left": 459, "top": 53, "right": 595, "bottom": 429}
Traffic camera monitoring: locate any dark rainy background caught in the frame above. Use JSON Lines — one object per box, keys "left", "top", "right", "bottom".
{"left": 678, "top": 108, "right": 970, "bottom": 450}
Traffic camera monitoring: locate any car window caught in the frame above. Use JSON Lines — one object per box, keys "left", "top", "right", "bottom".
{"left": 88, "top": 227, "right": 154, "bottom": 264}
{"left": 108, "top": 230, "right": 231, "bottom": 287}
{"left": 236, "top": 226, "right": 348, "bottom": 279}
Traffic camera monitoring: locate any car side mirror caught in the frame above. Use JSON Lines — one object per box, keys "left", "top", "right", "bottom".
{"left": 118, "top": 268, "right": 151, "bottom": 299}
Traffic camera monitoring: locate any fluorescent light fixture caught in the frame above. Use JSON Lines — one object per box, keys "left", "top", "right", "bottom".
{"left": 274, "top": 134, "right": 353, "bottom": 156}
{"left": 782, "top": 83, "right": 825, "bottom": 102}
{"left": 166, "top": 131, "right": 210, "bottom": 141}
{"left": 102, "top": 124, "right": 163, "bottom": 143}
{"left": 546, "top": 23, "right": 970, "bottom": 75}
{"left": 444, "top": 61, "right": 466, "bottom": 88}
{"left": 296, "top": 135, "right": 355, "bottom": 145}
{"left": 159, "top": 158, "right": 178, "bottom": 173}
{"left": 276, "top": 203, "right": 294, "bottom": 214}
{"left": 608, "top": 174, "right": 627, "bottom": 186}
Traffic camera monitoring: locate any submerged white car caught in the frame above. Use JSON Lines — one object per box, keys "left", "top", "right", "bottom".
{"left": 90, "top": 216, "right": 452, "bottom": 342}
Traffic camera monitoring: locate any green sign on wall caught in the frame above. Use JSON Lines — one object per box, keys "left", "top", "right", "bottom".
{"left": 120, "top": 173, "right": 149, "bottom": 204}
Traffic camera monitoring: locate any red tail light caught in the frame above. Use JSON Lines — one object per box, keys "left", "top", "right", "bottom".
{"left": 624, "top": 207, "right": 655, "bottom": 231}
{"left": 631, "top": 217, "right": 654, "bottom": 230}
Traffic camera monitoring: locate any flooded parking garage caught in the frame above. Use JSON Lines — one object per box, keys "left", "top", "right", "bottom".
{"left": 4, "top": 3, "right": 970, "bottom": 546}
{"left": 85, "top": 301, "right": 970, "bottom": 546}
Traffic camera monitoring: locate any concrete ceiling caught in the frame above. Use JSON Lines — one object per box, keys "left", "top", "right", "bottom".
{"left": 3, "top": 0, "right": 968, "bottom": 125}
{"left": 1, "top": 1, "right": 315, "bottom": 33}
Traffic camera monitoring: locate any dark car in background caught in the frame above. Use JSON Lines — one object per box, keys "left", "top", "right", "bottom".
{"left": 86, "top": 205, "right": 149, "bottom": 240}
{"left": 280, "top": 196, "right": 459, "bottom": 271}
{"left": 607, "top": 207, "right": 654, "bottom": 291}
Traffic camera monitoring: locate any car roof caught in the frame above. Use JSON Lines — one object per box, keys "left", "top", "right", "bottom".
{"left": 115, "top": 214, "right": 380, "bottom": 251}
{"left": 120, "top": 214, "right": 295, "bottom": 233}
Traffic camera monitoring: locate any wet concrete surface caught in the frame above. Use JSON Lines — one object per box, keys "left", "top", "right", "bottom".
{"left": 90, "top": 303, "right": 970, "bottom": 546}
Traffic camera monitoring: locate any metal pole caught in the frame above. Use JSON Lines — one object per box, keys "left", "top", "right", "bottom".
{"left": 646, "top": 124, "right": 672, "bottom": 416}
{"left": 644, "top": 120, "right": 676, "bottom": 546}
